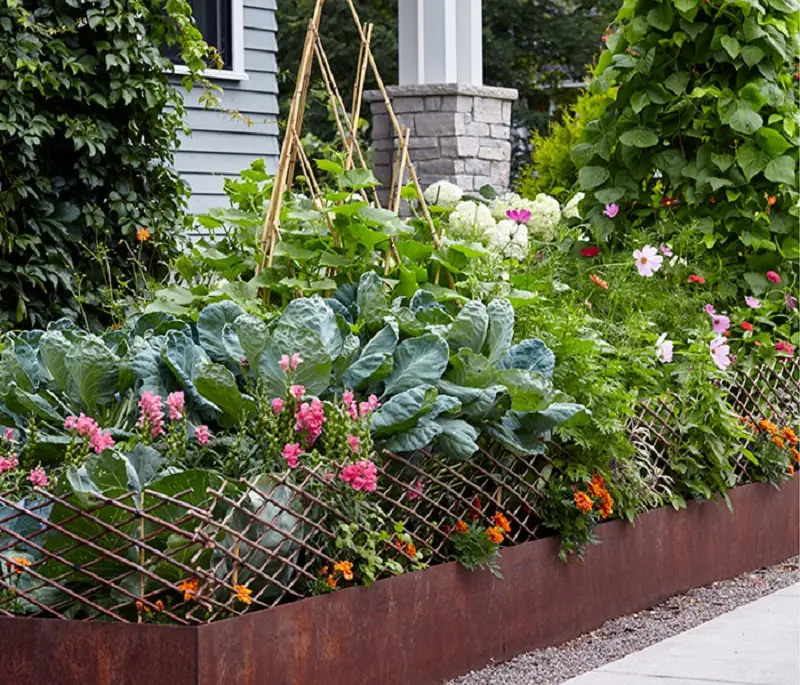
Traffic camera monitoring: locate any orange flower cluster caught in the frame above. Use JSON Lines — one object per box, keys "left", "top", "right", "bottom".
{"left": 135, "top": 599, "right": 165, "bottom": 615}
{"left": 177, "top": 577, "right": 199, "bottom": 601}
{"left": 782, "top": 427, "right": 798, "bottom": 446}
{"left": 757, "top": 419, "right": 779, "bottom": 435}
{"left": 744, "top": 418, "right": 800, "bottom": 475}
{"left": 485, "top": 526, "right": 505, "bottom": 544}
{"left": 575, "top": 474, "right": 615, "bottom": 519}
{"left": 320, "top": 560, "right": 354, "bottom": 589}
{"left": 493, "top": 512, "right": 511, "bottom": 533}
{"left": 233, "top": 584, "right": 253, "bottom": 605}
{"left": 9, "top": 556, "right": 31, "bottom": 575}
{"left": 454, "top": 520, "right": 469, "bottom": 534}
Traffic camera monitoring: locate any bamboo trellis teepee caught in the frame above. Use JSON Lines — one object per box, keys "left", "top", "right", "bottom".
{"left": 256, "top": 0, "right": 442, "bottom": 274}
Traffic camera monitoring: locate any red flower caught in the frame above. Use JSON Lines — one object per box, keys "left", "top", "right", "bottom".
{"left": 687, "top": 274, "right": 705, "bottom": 285}
{"left": 661, "top": 196, "right": 677, "bottom": 207}
{"left": 740, "top": 321, "right": 753, "bottom": 332}
{"left": 766, "top": 271, "right": 781, "bottom": 284}
{"left": 580, "top": 246, "right": 601, "bottom": 258}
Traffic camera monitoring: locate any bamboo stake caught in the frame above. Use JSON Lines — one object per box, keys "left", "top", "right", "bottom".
{"left": 393, "top": 127, "right": 411, "bottom": 215}
{"left": 346, "top": 23, "right": 373, "bottom": 170}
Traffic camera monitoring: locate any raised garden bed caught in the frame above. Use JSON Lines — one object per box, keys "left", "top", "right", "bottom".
{"left": 2, "top": 478, "right": 797, "bottom": 685}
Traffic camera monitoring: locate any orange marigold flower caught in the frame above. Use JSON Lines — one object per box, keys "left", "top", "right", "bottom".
{"left": 486, "top": 526, "right": 505, "bottom": 544}
{"left": 493, "top": 512, "right": 511, "bottom": 533}
{"left": 320, "top": 565, "right": 329, "bottom": 576}
{"left": 767, "top": 195, "right": 777, "bottom": 207}
{"left": 790, "top": 447, "right": 800, "bottom": 463}
{"left": 177, "top": 577, "right": 199, "bottom": 601}
{"left": 333, "top": 561, "right": 354, "bottom": 581}
{"left": 136, "top": 227, "right": 151, "bottom": 242}
{"left": 155, "top": 600, "right": 165, "bottom": 612}
{"left": 10, "top": 556, "right": 31, "bottom": 574}
{"left": 574, "top": 491, "right": 593, "bottom": 513}
{"left": 598, "top": 491, "right": 614, "bottom": 519}
{"left": 590, "top": 274, "right": 609, "bottom": 290}
{"left": 233, "top": 584, "right": 253, "bottom": 605}
{"left": 771, "top": 436, "right": 786, "bottom": 449}
{"left": 589, "top": 474, "right": 606, "bottom": 498}
{"left": 781, "top": 427, "right": 798, "bottom": 446}
{"left": 758, "top": 419, "right": 778, "bottom": 435}
{"left": 788, "top": 464, "right": 795, "bottom": 476}
{"left": 326, "top": 574, "right": 337, "bottom": 589}
{"left": 405, "top": 542, "right": 417, "bottom": 557}
{"left": 455, "top": 520, "right": 469, "bottom": 534}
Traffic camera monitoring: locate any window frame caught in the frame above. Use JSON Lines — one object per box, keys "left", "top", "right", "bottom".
{"left": 172, "top": 0, "right": 248, "bottom": 82}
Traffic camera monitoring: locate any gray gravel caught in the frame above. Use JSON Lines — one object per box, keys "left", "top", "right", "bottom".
{"left": 446, "top": 556, "right": 799, "bottom": 685}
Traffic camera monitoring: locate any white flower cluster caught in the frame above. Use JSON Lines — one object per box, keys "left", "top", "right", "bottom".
{"left": 491, "top": 192, "right": 561, "bottom": 240}
{"left": 562, "top": 192, "right": 584, "bottom": 220}
{"left": 487, "top": 219, "right": 529, "bottom": 261}
{"left": 448, "top": 200, "right": 496, "bottom": 242}
{"left": 423, "top": 180, "right": 463, "bottom": 208}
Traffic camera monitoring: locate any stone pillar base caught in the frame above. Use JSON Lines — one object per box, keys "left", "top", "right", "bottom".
{"left": 365, "top": 84, "right": 518, "bottom": 204}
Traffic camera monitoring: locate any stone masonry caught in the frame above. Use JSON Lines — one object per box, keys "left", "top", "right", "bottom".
{"left": 364, "top": 83, "right": 518, "bottom": 202}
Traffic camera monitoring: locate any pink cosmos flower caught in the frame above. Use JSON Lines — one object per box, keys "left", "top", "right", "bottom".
{"left": 342, "top": 391, "right": 354, "bottom": 406}
{"left": 166, "top": 391, "right": 185, "bottom": 421}
{"left": 632, "top": 245, "right": 663, "bottom": 277}
{"left": 710, "top": 337, "right": 731, "bottom": 371}
{"left": 407, "top": 478, "right": 424, "bottom": 501}
{"left": 279, "top": 355, "right": 290, "bottom": 371}
{"left": 137, "top": 392, "right": 165, "bottom": 438}
{"left": 0, "top": 453, "right": 18, "bottom": 473}
{"left": 766, "top": 271, "right": 781, "bottom": 284}
{"left": 775, "top": 340, "right": 795, "bottom": 355}
{"left": 340, "top": 460, "right": 378, "bottom": 492}
{"left": 603, "top": 203, "right": 619, "bottom": 218}
{"left": 195, "top": 425, "right": 210, "bottom": 445}
{"left": 271, "top": 398, "right": 284, "bottom": 414}
{"left": 704, "top": 307, "right": 730, "bottom": 334}
{"left": 281, "top": 442, "right": 302, "bottom": 468}
{"left": 290, "top": 385, "right": 305, "bottom": 400}
{"left": 659, "top": 243, "right": 673, "bottom": 257}
{"left": 656, "top": 339, "right": 673, "bottom": 363}
{"left": 28, "top": 467, "right": 49, "bottom": 488}
{"left": 506, "top": 208, "right": 531, "bottom": 224}
{"left": 294, "top": 398, "right": 326, "bottom": 445}
{"left": 745, "top": 296, "right": 760, "bottom": 309}
{"left": 4, "top": 428, "right": 14, "bottom": 442}
{"left": 346, "top": 434, "right": 360, "bottom": 453}
{"left": 785, "top": 292, "right": 798, "bottom": 310}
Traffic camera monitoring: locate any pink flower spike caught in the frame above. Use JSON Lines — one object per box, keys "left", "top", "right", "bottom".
{"left": 632, "top": 245, "right": 663, "bottom": 277}
{"left": 775, "top": 340, "right": 795, "bottom": 356}
{"left": 290, "top": 385, "right": 305, "bottom": 400}
{"left": 659, "top": 243, "right": 673, "bottom": 257}
{"left": 710, "top": 337, "right": 731, "bottom": 371}
{"left": 346, "top": 434, "right": 360, "bottom": 453}
{"left": 342, "top": 391, "right": 354, "bottom": 406}
{"left": 281, "top": 442, "right": 302, "bottom": 468}
{"left": 368, "top": 395, "right": 380, "bottom": 410}
{"left": 340, "top": 460, "right": 378, "bottom": 492}
{"left": 0, "top": 453, "right": 18, "bottom": 474}
{"left": 137, "top": 392, "right": 165, "bottom": 438}
{"left": 348, "top": 403, "right": 358, "bottom": 421}
{"left": 744, "top": 296, "right": 760, "bottom": 309}
{"left": 89, "top": 430, "right": 115, "bottom": 455}
{"left": 766, "top": 271, "right": 781, "bottom": 284}
{"left": 290, "top": 353, "right": 303, "bottom": 371}
{"left": 64, "top": 416, "right": 78, "bottom": 430}
{"left": 195, "top": 425, "right": 210, "bottom": 445}
{"left": 4, "top": 428, "right": 14, "bottom": 443}
{"left": 271, "top": 398, "right": 284, "bottom": 414}
{"left": 359, "top": 402, "right": 371, "bottom": 418}
{"left": 28, "top": 467, "right": 49, "bottom": 488}
{"left": 279, "top": 355, "right": 290, "bottom": 371}
{"left": 603, "top": 203, "right": 619, "bottom": 218}
{"left": 506, "top": 208, "right": 532, "bottom": 224}
{"left": 166, "top": 391, "right": 185, "bottom": 421}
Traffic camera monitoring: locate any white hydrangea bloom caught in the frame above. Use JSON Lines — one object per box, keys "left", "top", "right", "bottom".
{"left": 526, "top": 193, "right": 561, "bottom": 240}
{"left": 487, "top": 219, "right": 529, "bottom": 261}
{"left": 423, "top": 180, "right": 464, "bottom": 208}
{"left": 562, "top": 192, "right": 585, "bottom": 219}
{"left": 491, "top": 192, "right": 533, "bottom": 221}
{"left": 448, "top": 200, "right": 496, "bottom": 241}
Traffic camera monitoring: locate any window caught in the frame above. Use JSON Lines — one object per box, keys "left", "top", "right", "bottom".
{"left": 169, "top": 0, "right": 247, "bottom": 81}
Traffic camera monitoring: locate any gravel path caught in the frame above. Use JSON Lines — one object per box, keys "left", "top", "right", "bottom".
{"left": 446, "top": 556, "right": 799, "bottom": 685}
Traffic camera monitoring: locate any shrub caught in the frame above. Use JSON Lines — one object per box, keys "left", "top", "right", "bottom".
{"left": 0, "top": 0, "right": 209, "bottom": 328}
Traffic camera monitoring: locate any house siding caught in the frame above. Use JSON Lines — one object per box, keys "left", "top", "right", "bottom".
{"left": 174, "top": 0, "right": 280, "bottom": 216}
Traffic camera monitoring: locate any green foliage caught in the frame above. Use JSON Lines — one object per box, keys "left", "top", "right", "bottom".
{"left": 0, "top": 0, "right": 211, "bottom": 328}
{"left": 518, "top": 90, "right": 613, "bottom": 200}
{"left": 572, "top": 0, "right": 800, "bottom": 272}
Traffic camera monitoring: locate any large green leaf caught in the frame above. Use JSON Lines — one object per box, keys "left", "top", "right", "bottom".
{"left": 194, "top": 362, "right": 255, "bottom": 428}
{"left": 757, "top": 128, "right": 792, "bottom": 158}
{"left": 341, "top": 353, "right": 393, "bottom": 390}
{"left": 619, "top": 128, "right": 659, "bottom": 148}
{"left": 1, "top": 383, "right": 61, "bottom": 423}
{"left": 435, "top": 419, "right": 480, "bottom": 460}
{"left": 270, "top": 325, "right": 332, "bottom": 396}
{"left": 39, "top": 330, "right": 73, "bottom": 393}
{"left": 484, "top": 299, "right": 515, "bottom": 364}
{"left": 448, "top": 349, "right": 498, "bottom": 388}
{"left": 764, "top": 156, "right": 796, "bottom": 184}
{"left": 65, "top": 336, "right": 120, "bottom": 410}
{"left": 515, "top": 403, "right": 588, "bottom": 436}
{"left": 132, "top": 337, "right": 172, "bottom": 398}
{"left": 278, "top": 297, "right": 343, "bottom": 359}
{"left": 383, "top": 334, "right": 449, "bottom": 396}
{"left": 736, "top": 143, "right": 770, "bottom": 182}
{"left": 497, "top": 339, "right": 556, "bottom": 378}
{"left": 371, "top": 385, "right": 438, "bottom": 437}
{"left": 357, "top": 272, "right": 389, "bottom": 329}
{"left": 234, "top": 314, "right": 268, "bottom": 369}
{"left": 437, "top": 380, "right": 510, "bottom": 420}
{"left": 646, "top": 3, "right": 673, "bottom": 30}
{"left": 446, "top": 300, "right": 489, "bottom": 354}
{"left": 162, "top": 331, "right": 218, "bottom": 415}
{"left": 0, "top": 349, "right": 34, "bottom": 394}
{"left": 578, "top": 166, "right": 610, "bottom": 190}
{"left": 495, "top": 369, "right": 553, "bottom": 411}
{"left": 361, "top": 322, "right": 399, "bottom": 358}
{"left": 126, "top": 444, "right": 164, "bottom": 489}
{"left": 197, "top": 301, "right": 246, "bottom": 361}
{"left": 382, "top": 420, "right": 442, "bottom": 453}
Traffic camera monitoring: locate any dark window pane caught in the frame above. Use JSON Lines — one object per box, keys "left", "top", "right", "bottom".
{"left": 167, "top": 0, "right": 233, "bottom": 70}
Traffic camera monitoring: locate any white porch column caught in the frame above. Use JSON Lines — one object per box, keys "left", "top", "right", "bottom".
{"left": 399, "top": 0, "right": 482, "bottom": 86}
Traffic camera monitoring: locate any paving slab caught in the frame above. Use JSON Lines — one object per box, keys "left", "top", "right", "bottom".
{"left": 562, "top": 584, "right": 800, "bottom": 685}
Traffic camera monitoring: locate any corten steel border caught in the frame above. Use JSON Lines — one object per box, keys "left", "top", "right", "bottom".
{"left": 1, "top": 479, "right": 797, "bottom": 685}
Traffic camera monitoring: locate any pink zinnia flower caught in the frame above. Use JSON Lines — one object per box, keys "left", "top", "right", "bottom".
{"left": 346, "top": 434, "right": 360, "bottom": 453}
{"left": 603, "top": 203, "right": 619, "bottom": 218}
{"left": 659, "top": 243, "right": 673, "bottom": 257}
{"left": 710, "top": 337, "right": 731, "bottom": 371}
{"left": 290, "top": 385, "right": 305, "bottom": 400}
{"left": 281, "top": 442, "right": 302, "bottom": 468}
{"left": 506, "top": 208, "right": 531, "bottom": 224}
{"left": 279, "top": 355, "right": 290, "bottom": 371}
{"left": 290, "top": 353, "right": 303, "bottom": 370}
{"left": 766, "top": 271, "right": 781, "bottom": 284}
{"left": 4, "top": 428, "right": 14, "bottom": 442}
{"left": 342, "top": 391, "right": 354, "bottom": 406}
{"left": 580, "top": 246, "right": 600, "bottom": 258}
{"left": 0, "top": 453, "right": 18, "bottom": 473}
{"left": 633, "top": 245, "right": 663, "bottom": 277}
{"left": 166, "top": 391, "right": 185, "bottom": 421}
{"left": 340, "top": 460, "right": 378, "bottom": 492}
{"left": 195, "top": 425, "right": 210, "bottom": 445}
{"left": 271, "top": 397, "right": 284, "bottom": 414}
{"left": 745, "top": 296, "right": 760, "bottom": 308}
{"left": 775, "top": 340, "right": 795, "bottom": 355}
{"left": 27, "top": 467, "right": 49, "bottom": 488}
{"left": 137, "top": 392, "right": 165, "bottom": 438}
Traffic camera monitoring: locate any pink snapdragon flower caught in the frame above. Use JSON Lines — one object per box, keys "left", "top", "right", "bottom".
{"left": 633, "top": 245, "right": 663, "bottom": 277}
{"left": 342, "top": 391, "right": 354, "bottom": 406}
{"left": 407, "top": 478, "right": 424, "bottom": 501}
{"left": 279, "top": 355, "right": 290, "bottom": 371}
{"left": 346, "top": 435, "right": 360, "bottom": 453}
{"left": 89, "top": 431, "right": 115, "bottom": 455}
{"left": 195, "top": 425, "right": 210, "bottom": 445}
{"left": 766, "top": 271, "right": 781, "bottom": 284}
{"left": 295, "top": 398, "right": 326, "bottom": 445}
{"left": 137, "top": 392, "right": 165, "bottom": 438}
{"left": 710, "top": 337, "right": 731, "bottom": 371}
{"left": 506, "top": 208, "right": 531, "bottom": 224}
{"left": 603, "top": 203, "right": 619, "bottom": 218}
{"left": 281, "top": 442, "right": 302, "bottom": 468}
{"left": 0, "top": 453, "right": 18, "bottom": 473}
{"left": 744, "top": 296, "right": 760, "bottom": 309}
{"left": 280, "top": 353, "right": 303, "bottom": 372}
{"left": 290, "top": 385, "right": 305, "bottom": 400}
{"left": 271, "top": 398, "right": 284, "bottom": 414}
{"left": 340, "top": 460, "right": 378, "bottom": 492}
{"left": 64, "top": 413, "right": 114, "bottom": 454}
{"left": 4, "top": 428, "right": 14, "bottom": 443}
{"left": 775, "top": 340, "right": 795, "bottom": 355}
{"left": 166, "top": 392, "right": 185, "bottom": 421}
{"left": 28, "top": 467, "right": 49, "bottom": 488}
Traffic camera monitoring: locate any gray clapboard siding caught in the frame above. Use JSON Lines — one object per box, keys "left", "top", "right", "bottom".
{"left": 174, "top": 0, "right": 280, "bottom": 216}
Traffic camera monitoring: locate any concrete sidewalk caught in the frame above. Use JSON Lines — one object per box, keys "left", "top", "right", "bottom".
{"left": 562, "top": 584, "right": 800, "bottom": 685}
